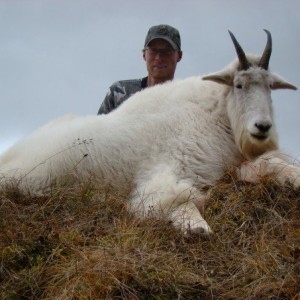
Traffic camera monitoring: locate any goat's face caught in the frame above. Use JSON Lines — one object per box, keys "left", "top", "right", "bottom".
{"left": 203, "top": 30, "right": 297, "bottom": 160}
{"left": 227, "top": 67, "right": 278, "bottom": 159}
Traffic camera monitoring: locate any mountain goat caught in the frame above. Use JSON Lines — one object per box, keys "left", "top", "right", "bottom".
{"left": 0, "top": 30, "right": 299, "bottom": 234}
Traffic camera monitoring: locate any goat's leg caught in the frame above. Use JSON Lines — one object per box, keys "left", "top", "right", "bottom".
{"left": 238, "top": 151, "right": 300, "bottom": 188}
{"left": 129, "top": 164, "right": 211, "bottom": 234}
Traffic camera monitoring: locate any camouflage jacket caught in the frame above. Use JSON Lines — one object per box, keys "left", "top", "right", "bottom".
{"left": 97, "top": 77, "right": 148, "bottom": 114}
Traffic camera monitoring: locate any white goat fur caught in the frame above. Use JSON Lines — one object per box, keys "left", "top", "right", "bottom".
{"left": 0, "top": 53, "right": 299, "bottom": 234}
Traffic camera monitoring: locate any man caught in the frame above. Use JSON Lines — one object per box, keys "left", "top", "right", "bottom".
{"left": 97, "top": 24, "right": 183, "bottom": 114}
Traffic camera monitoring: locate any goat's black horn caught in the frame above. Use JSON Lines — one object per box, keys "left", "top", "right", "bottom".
{"left": 228, "top": 30, "right": 250, "bottom": 70}
{"left": 259, "top": 29, "right": 272, "bottom": 70}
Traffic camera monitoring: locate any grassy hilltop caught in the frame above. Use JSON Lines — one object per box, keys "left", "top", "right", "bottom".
{"left": 1, "top": 173, "right": 300, "bottom": 299}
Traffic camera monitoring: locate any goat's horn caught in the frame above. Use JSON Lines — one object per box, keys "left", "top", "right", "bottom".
{"left": 228, "top": 30, "right": 250, "bottom": 70}
{"left": 259, "top": 29, "right": 272, "bottom": 70}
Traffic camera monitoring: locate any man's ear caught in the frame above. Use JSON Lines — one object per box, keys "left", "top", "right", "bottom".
{"left": 177, "top": 51, "right": 183, "bottom": 62}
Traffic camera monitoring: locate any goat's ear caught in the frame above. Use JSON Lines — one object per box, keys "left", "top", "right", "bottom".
{"left": 271, "top": 74, "right": 297, "bottom": 90}
{"left": 202, "top": 72, "right": 233, "bottom": 86}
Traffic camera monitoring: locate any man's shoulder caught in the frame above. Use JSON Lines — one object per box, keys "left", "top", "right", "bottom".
{"left": 111, "top": 77, "right": 146, "bottom": 89}
{"left": 98, "top": 77, "right": 147, "bottom": 115}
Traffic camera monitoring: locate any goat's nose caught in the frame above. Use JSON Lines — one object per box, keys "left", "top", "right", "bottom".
{"left": 255, "top": 122, "right": 272, "bottom": 133}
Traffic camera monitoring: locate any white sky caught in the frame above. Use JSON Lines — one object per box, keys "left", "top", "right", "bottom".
{"left": 1, "top": 0, "right": 300, "bottom": 158}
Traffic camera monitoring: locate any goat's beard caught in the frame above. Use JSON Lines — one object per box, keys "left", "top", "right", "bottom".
{"left": 237, "top": 129, "right": 278, "bottom": 161}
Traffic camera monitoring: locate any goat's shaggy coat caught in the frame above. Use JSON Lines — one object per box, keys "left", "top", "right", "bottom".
{"left": 0, "top": 31, "right": 299, "bottom": 233}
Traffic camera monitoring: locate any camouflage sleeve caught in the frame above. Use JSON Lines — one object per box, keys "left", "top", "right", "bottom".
{"left": 97, "top": 87, "right": 116, "bottom": 115}
{"left": 97, "top": 81, "right": 127, "bottom": 115}
{"left": 97, "top": 78, "right": 145, "bottom": 115}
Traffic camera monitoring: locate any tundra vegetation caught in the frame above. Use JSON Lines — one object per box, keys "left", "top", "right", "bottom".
{"left": 0, "top": 173, "right": 300, "bottom": 299}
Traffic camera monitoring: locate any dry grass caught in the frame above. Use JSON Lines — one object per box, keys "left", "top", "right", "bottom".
{"left": 1, "top": 173, "right": 300, "bottom": 299}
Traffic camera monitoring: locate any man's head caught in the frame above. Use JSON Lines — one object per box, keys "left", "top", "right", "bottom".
{"left": 143, "top": 24, "right": 182, "bottom": 86}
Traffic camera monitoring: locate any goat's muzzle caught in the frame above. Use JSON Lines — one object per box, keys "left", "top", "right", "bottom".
{"left": 251, "top": 121, "right": 272, "bottom": 140}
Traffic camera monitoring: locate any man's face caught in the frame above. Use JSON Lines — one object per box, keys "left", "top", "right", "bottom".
{"left": 143, "top": 39, "right": 182, "bottom": 81}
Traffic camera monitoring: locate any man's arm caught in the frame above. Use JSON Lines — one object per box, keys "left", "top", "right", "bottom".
{"left": 98, "top": 89, "right": 116, "bottom": 115}
{"left": 98, "top": 78, "right": 145, "bottom": 115}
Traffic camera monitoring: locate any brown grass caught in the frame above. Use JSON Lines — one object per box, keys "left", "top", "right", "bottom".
{"left": 1, "top": 173, "right": 300, "bottom": 299}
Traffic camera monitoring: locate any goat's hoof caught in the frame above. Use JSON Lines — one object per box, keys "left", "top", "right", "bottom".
{"left": 187, "top": 220, "right": 213, "bottom": 235}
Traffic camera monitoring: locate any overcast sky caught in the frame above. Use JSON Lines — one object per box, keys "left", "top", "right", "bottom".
{"left": 1, "top": 0, "right": 300, "bottom": 158}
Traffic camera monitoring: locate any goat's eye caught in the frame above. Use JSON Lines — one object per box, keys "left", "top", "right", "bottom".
{"left": 236, "top": 84, "right": 243, "bottom": 89}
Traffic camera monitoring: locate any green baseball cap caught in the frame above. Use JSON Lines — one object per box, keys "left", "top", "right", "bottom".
{"left": 144, "top": 24, "right": 181, "bottom": 51}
